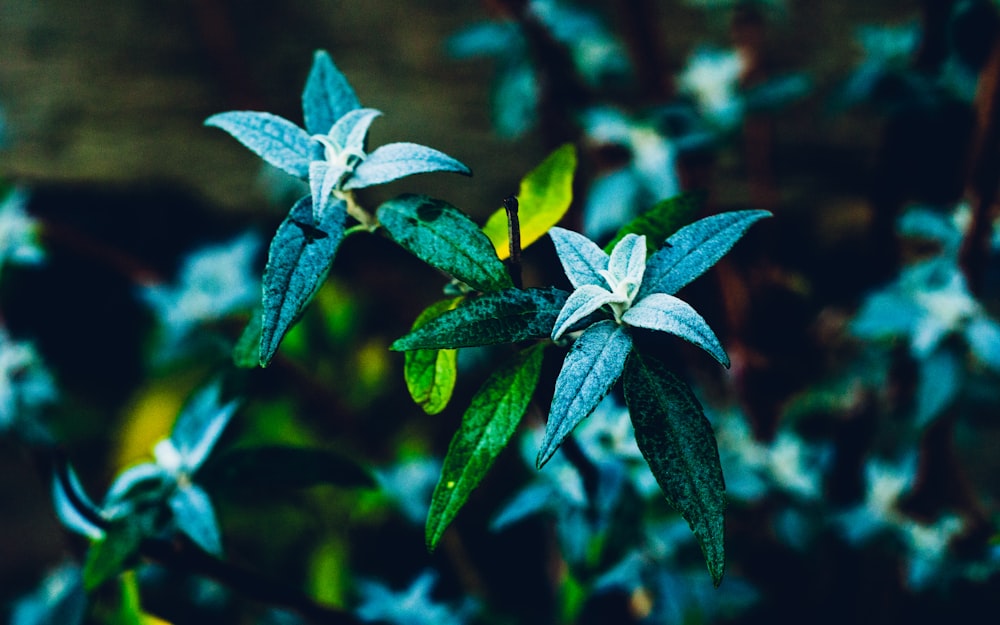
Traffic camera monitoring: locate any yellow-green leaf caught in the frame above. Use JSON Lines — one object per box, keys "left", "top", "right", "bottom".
{"left": 404, "top": 298, "right": 463, "bottom": 414}
{"left": 483, "top": 144, "right": 576, "bottom": 259}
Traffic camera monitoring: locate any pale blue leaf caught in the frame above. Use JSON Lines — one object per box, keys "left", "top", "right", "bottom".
{"left": 851, "top": 289, "right": 922, "bottom": 339}
{"left": 622, "top": 293, "right": 729, "bottom": 367}
{"left": 52, "top": 465, "right": 105, "bottom": 540}
{"left": 345, "top": 143, "right": 472, "bottom": 190}
{"left": 260, "top": 196, "right": 349, "bottom": 365}
{"left": 309, "top": 160, "right": 347, "bottom": 221}
{"left": 914, "top": 346, "right": 962, "bottom": 426}
{"left": 966, "top": 316, "right": 1000, "bottom": 372}
{"left": 205, "top": 111, "right": 313, "bottom": 178}
{"left": 606, "top": 233, "right": 646, "bottom": 285}
{"left": 490, "top": 483, "right": 554, "bottom": 531}
{"left": 640, "top": 210, "right": 771, "bottom": 298}
{"left": 170, "top": 484, "right": 223, "bottom": 556}
{"left": 326, "top": 108, "right": 381, "bottom": 155}
{"left": 548, "top": 227, "right": 609, "bottom": 288}
{"left": 551, "top": 285, "right": 621, "bottom": 340}
{"left": 302, "top": 50, "right": 361, "bottom": 135}
{"left": 493, "top": 61, "right": 539, "bottom": 138}
{"left": 537, "top": 320, "right": 632, "bottom": 467}
{"left": 10, "top": 563, "right": 86, "bottom": 625}
{"left": 170, "top": 380, "right": 239, "bottom": 471}
{"left": 104, "top": 463, "right": 170, "bottom": 511}
{"left": 447, "top": 21, "right": 522, "bottom": 58}
{"left": 583, "top": 168, "right": 642, "bottom": 241}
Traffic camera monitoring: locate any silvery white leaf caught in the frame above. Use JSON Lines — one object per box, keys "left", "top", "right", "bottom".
{"left": 622, "top": 293, "right": 729, "bottom": 367}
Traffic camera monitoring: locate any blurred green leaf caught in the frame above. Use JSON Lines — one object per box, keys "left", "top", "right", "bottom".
{"left": 623, "top": 350, "right": 726, "bottom": 586}
{"left": 377, "top": 194, "right": 512, "bottom": 292}
{"left": 426, "top": 344, "right": 545, "bottom": 550}
{"left": 83, "top": 518, "right": 143, "bottom": 591}
{"left": 405, "top": 298, "right": 463, "bottom": 414}
{"left": 232, "top": 308, "right": 263, "bottom": 368}
{"left": 483, "top": 144, "right": 576, "bottom": 259}
{"left": 604, "top": 192, "right": 702, "bottom": 255}
{"left": 391, "top": 287, "right": 568, "bottom": 351}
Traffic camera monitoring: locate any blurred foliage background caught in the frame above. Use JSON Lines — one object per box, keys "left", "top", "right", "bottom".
{"left": 2, "top": 1, "right": 1000, "bottom": 624}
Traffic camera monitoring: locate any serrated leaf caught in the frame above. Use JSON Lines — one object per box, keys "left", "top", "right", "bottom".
{"left": 377, "top": 194, "right": 510, "bottom": 292}
{"left": 205, "top": 111, "right": 313, "bottom": 178}
{"left": 169, "top": 484, "right": 222, "bottom": 556}
{"left": 549, "top": 227, "right": 609, "bottom": 289}
{"left": 623, "top": 350, "right": 726, "bottom": 586}
{"left": 83, "top": 518, "right": 143, "bottom": 590}
{"left": 604, "top": 192, "right": 703, "bottom": 255}
{"left": 639, "top": 210, "right": 771, "bottom": 299}
{"left": 302, "top": 50, "right": 361, "bottom": 136}
{"left": 198, "top": 445, "right": 376, "bottom": 491}
{"left": 405, "top": 298, "right": 462, "bottom": 414}
{"left": 261, "top": 196, "right": 349, "bottom": 366}
{"left": 170, "top": 380, "right": 239, "bottom": 471}
{"left": 483, "top": 144, "right": 576, "bottom": 259}
{"left": 391, "top": 287, "right": 568, "bottom": 350}
{"left": 537, "top": 320, "right": 632, "bottom": 467}
{"left": 346, "top": 144, "right": 472, "bottom": 190}
{"left": 427, "top": 344, "right": 545, "bottom": 550}
{"left": 622, "top": 293, "right": 729, "bottom": 367}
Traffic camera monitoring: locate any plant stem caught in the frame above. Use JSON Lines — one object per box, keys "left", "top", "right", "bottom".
{"left": 504, "top": 194, "right": 524, "bottom": 289}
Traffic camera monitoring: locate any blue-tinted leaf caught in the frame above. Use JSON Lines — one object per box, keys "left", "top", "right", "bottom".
{"left": 640, "top": 210, "right": 771, "bottom": 298}
{"left": 538, "top": 320, "right": 632, "bottom": 467}
{"left": 427, "top": 344, "right": 545, "bottom": 549}
{"left": 549, "top": 227, "right": 609, "bottom": 288}
{"left": 391, "top": 287, "right": 568, "bottom": 350}
{"left": 966, "top": 316, "right": 1000, "bottom": 372}
{"left": 493, "top": 61, "right": 540, "bottom": 138}
{"left": 104, "top": 463, "right": 170, "bottom": 510}
{"left": 326, "top": 108, "right": 381, "bottom": 155}
{"left": 624, "top": 351, "right": 726, "bottom": 586}
{"left": 623, "top": 293, "right": 729, "bottom": 367}
{"left": 551, "top": 285, "right": 620, "bottom": 340}
{"left": 52, "top": 465, "right": 105, "bottom": 540}
{"left": 302, "top": 50, "right": 361, "bottom": 136}
{"left": 199, "top": 445, "right": 376, "bottom": 492}
{"left": 607, "top": 234, "right": 646, "bottom": 285}
{"left": 309, "top": 161, "right": 347, "bottom": 221}
{"left": 377, "top": 194, "right": 510, "bottom": 292}
{"left": 584, "top": 168, "right": 642, "bottom": 241}
{"left": 346, "top": 143, "right": 472, "bottom": 190}
{"left": 447, "top": 21, "right": 522, "bottom": 58}
{"left": 261, "top": 196, "right": 349, "bottom": 366}
{"left": 205, "top": 111, "right": 313, "bottom": 178}
{"left": 851, "top": 289, "right": 921, "bottom": 339}
{"left": 169, "top": 380, "right": 239, "bottom": 471}
{"left": 491, "top": 483, "right": 554, "bottom": 531}
{"left": 170, "top": 484, "right": 223, "bottom": 556}
{"left": 914, "top": 346, "right": 962, "bottom": 426}
{"left": 10, "top": 564, "right": 86, "bottom": 625}
{"left": 83, "top": 517, "right": 143, "bottom": 590}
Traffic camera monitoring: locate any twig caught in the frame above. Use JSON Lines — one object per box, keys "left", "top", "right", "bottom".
{"left": 504, "top": 194, "right": 523, "bottom": 289}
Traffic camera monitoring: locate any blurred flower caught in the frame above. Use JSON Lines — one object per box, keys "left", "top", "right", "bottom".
{"left": 677, "top": 48, "right": 745, "bottom": 130}
{"left": 0, "top": 188, "right": 44, "bottom": 279}
{"left": 0, "top": 328, "right": 57, "bottom": 439}
{"left": 355, "top": 570, "right": 477, "bottom": 625}
{"left": 8, "top": 563, "right": 86, "bottom": 625}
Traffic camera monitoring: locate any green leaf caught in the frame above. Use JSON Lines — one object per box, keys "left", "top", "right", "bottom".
{"left": 537, "top": 320, "right": 632, "bottom": 467}
{"left": 405, "top": 298, "right": 463, "bottom": 414}
{"left": 377, "top": 194, "right": 512, "bottom": 292}
{"left": 83, "top": 518, "right": 143, "bottom": 591}
{"left": 426, "top": 344, "right": 545, "bottom": 550}
{"left": 260, "top": 196, "right": 349, "bottom": 366}
{"left": 232, "top": 307, "right": 263, "bottom": 368}
{"left": 623, "top": 350, "right": 726, "bottom": 586}
{"left": 639, "top": 209, "right": 771, "bottom": 298}
{"left": 198, "top": 445, "right": 375, "bottom": 492}
{"left": 483, "top": 143, "right": 577, "bottom": 259}
{"left": 604, "top": 192, "right": 703, "bottom": 255}
{"left": 390, "top": 287, "right": 568, "bottom": 351}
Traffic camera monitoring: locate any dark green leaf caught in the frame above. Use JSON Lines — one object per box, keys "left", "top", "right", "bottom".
{"left": 198, "top": 445, "right": 375, "bottom": 492}
{"left": 260, "top": 196, "right": 348, "bottom": 366}
{"left": 405, "top": 298, "right": 462, "bottom": 414}
{"left": 390, "top": 287, "right": 568, "bottom": 351}
{"left": 604, "top": 192, "right": 703, "bottom": 255}
{"left": 83, "top": 518, "right": 143, "bottom": 591}
{"left": 623, "top": 350, "right": 726, "bottom": 586}
{"left": 426, "top": 344, "right": 545, "bottom": 550}
{"left": 232, "top": 307, "right": 263, "bottom": 368}
{"left": 377, "top": 194, "right": 512, "bottom": 292}
{"left": 537, "top": 320, "right": 632, "bottom": 467}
